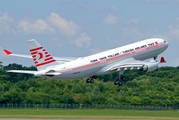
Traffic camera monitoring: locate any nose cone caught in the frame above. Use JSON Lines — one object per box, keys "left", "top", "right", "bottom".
{"left": 162, "top": 40, "right": 169, "bottom": 52}
{"left": 164, "top": 40, "right": 169, "bottom": 48}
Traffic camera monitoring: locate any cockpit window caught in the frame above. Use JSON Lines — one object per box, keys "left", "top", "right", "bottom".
{"left": 164, "top": 40, "right": 166, "bottom": 43}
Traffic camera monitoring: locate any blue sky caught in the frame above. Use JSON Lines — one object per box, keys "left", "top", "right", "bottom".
{"left": 0, "top": 0, "right": 179, "bottom": 67}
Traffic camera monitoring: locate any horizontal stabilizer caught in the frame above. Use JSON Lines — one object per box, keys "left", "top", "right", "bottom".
{"left": 4, "top": 49, "right": 33, "bottom": 58}
{"left": 7, "top": 70, "right": 37, "bottom": 74}
{"left": 4, "top": 49, "right": 12, "bottom": 55}
{"left": 3, "top": 49, "right": 77, "bottom": 62}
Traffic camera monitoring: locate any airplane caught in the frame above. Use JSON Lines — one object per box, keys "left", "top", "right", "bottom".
{"left": 3, "top": 38, "right": 168, "bottom": 86}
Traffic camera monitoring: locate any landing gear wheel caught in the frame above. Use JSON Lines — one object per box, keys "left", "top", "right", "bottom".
{"left": 117, "top": 81, "right": 122, "bottom": 86}
{"left": 92, "top": 75, "right": 98, "bottom": 79}
{"left": 114, "top": 80, "right": 122, "bottom": 86}
{"left": 86, "top": 78, "right": 90, "bottom": 83}
{"left": 114, "top": 81, "right": 118, "bottom": 85}
{"left": 120, "top": 75, "right": 126, "bottom": 81}
{"left": 114, "top": 74, "right": 126, "bottom": 86}
{"left": 90, "top": 79, "right": 94, "bottom": 83}
{"left": 86, "top": 77, "right": 94, "bottom": 84}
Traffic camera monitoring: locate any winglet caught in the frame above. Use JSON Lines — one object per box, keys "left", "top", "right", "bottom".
{"left": 160, "top": 57, "right": 166, "bottom": 63}
{"left": 4, "top": 49, "right": 12, "bottom": 55}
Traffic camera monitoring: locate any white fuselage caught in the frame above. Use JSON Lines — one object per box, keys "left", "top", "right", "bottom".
{"left": 47, "top": 38, "right": 168, "bottom": 79}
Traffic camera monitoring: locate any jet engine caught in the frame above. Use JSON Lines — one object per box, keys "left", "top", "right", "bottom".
{"left": 141, "top": 60, "right": 158, "bottom": 72}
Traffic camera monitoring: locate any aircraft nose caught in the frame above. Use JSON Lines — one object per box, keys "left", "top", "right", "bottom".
{"left": 164, "top": 40, "right": 169, "bottom": 48}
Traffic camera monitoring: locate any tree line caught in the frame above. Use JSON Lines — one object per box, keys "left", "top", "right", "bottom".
{"left": 0, "top": 62, "right": 179, "bottom": 107}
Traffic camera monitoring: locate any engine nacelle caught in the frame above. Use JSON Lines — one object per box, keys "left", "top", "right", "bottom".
{"left": 141, "top": 61, "right": 158, "bottom": 72}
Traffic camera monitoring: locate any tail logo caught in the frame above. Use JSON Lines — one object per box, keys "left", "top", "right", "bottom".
{"left": 30, "top": 46, "right": 56, "bottom": 67}
{"left": 35, "top": 50, "right": 46, "bottom": 64}
{"left": 37, "top": 52, "right": 44, "bottom": 60}
{"left": 36, "top": 52, "right": 44, "bottom": 61}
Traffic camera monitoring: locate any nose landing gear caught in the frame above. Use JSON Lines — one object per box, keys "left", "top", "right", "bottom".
{"left": 86, "top": 75, "right": 98, "bottom": 84}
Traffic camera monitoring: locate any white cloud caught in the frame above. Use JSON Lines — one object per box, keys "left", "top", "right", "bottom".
{"left": 47, "top": 12, "right": 79, "bottom": 36}
{"left": 103, "top": 14, "right": 118, "bottom": 25}
{"left": 18, "top": 12, "right": 79, "bottom": 36}
{"left": 0, "top": 12, "right": 90, "bottom": 49}
{"left": 0, "top": 13, "right": 13, "bottom": 24}
{"left": 18, "top": 19, "right": 55, "bottom": 34}
{"left": 73, "top": 33, "right": 91, "bottom": 47}
{"left": 0, "top": 13, "right": 15, "bottom": 34}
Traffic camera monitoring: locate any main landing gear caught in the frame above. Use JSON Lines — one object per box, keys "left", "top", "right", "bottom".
{"left": 114, "top": 70, "right": 126, "bottom": 86}
{"left": 114, "top": 75, "right": 126, "bottom": 86}
{"left": 86, "top": 75, "right": 98, "bottom": 83}
{"left": 86, "top": 73, "right": 126, "bottom": 86}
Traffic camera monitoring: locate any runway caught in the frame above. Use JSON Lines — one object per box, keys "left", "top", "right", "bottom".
{"left": 0, "top": 119, "right": 124, "bottom": 120}
{"left": 0, "top": 119, "right": 66, "bottom": 120}
{"left": 0, "top": 119, "right": 69, "bottom": 120}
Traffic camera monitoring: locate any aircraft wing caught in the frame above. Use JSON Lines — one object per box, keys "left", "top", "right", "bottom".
{"left": 106, "top": 57, "right": 165, "bottom": 72}
{"left": 4, "top": 49, "right": 77, "bottom": 62}
{"left": 107, "top": 59, "right": 145, "bottom": 72}
{"left": 109, "top": 63, "right": 143, "bottom": 71}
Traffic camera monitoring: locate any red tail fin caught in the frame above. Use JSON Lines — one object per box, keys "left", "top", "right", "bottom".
{"left": 160, "top": 57, "right": 166, "bottom": 63}
{"left": 28, "top": 39, "right": 58, "bottom": 70}
{"left": 30, "top": 47, "right": 56, "bottom": 67}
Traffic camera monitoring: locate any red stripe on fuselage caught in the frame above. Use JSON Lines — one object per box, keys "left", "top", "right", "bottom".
{"left": 58, "top": 42, "right": 166, "bottom": 73}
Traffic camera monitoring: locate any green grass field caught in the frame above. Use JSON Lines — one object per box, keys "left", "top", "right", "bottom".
{"left": 0, "top": 108, "right": 179, "bottom": 119}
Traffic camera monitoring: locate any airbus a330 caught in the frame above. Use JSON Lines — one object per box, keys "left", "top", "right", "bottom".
{"left": 4, "top": 38, "right": 168, "bottom": 86}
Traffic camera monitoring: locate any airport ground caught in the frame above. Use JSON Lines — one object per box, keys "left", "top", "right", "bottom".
{"left": 0, "top": 108, "right": 179, "bottom": 120}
